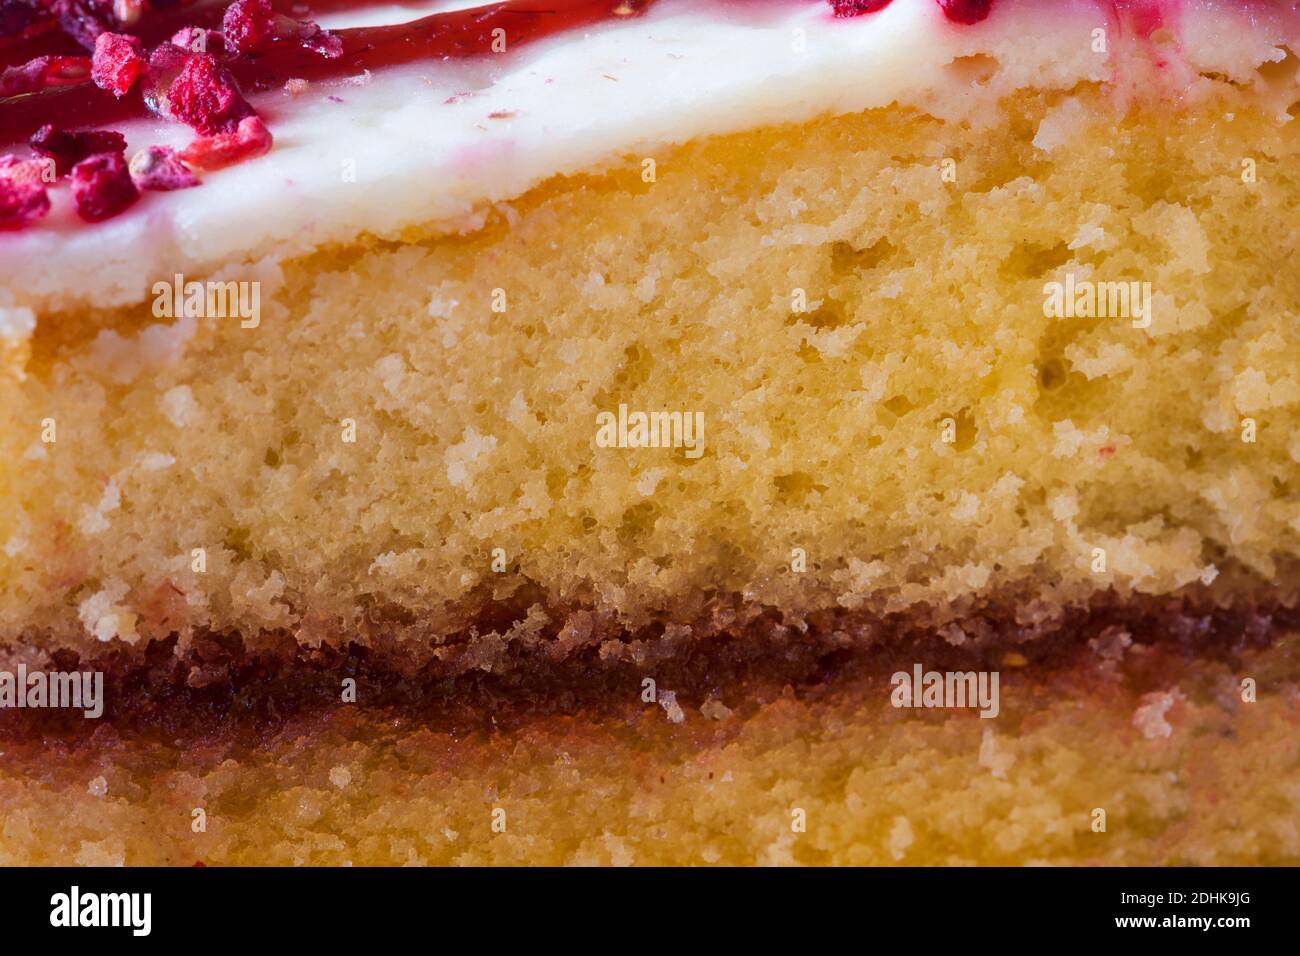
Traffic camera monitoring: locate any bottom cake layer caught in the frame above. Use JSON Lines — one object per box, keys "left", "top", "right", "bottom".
{"left": 1, "top": 597, "right": 1297, "bottom": 865}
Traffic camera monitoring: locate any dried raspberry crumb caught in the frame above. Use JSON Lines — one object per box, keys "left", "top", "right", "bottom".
{"left": 937, "top": 0, "right": 993, "bottom": 25}
{"left": 0, "top": 177, "right": 50, "bottom": 231}
{"left": 0, "top": 154, "right": 56, "bottom": 186}
{"left": 70, "top": 150, "right": 139, "bottom": 221}
{"left": 92, "top": 32, "right": 145, "bottom": 97}
{"left": 0, "top": 55, "right": 91, "bottom": 97}
{"left": 828, "top": 0, "right": 894, "bottom": 18}
{"left": 223, "top": 0, "right": 342, "bottom": 59}
{"left": 129, "top": 145, "right": 200, "bottom": 191}
{"left": 165, "top": 51, "right": 253, "bottom": 135}
{"left": 305, "top": 30, "right": 343, "bottom": 59}
{"left": 179, "top": 114, "right": 273, "bottom": 170}
{"left": 30, "top": 124, "right": 127, "bottom": 177}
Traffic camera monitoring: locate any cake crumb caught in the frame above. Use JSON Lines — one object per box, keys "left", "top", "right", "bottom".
{"left": 160, "top": 385, "right": 197, "bottom": 427}
{"left": 701, "top": 698, "right": 733, "bottom": 720}
{"left": 1134, "top": 691, "right": 1178, "bottom": 739}
{"left": 1089, "top": 626, "right": 1132, "bottom": 661}
{"left": 978, "top": 728, "right": 1016, "bottom": 779}
{"left": 659, "top": 689, "right": 685, "bottom": 724}
{"left": 887, "top": 816, "right": 914, "bottom": 861}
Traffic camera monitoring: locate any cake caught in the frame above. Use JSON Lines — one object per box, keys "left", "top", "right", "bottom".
{"left": 2, "top": 0, "right": 1300, "bottom": 865}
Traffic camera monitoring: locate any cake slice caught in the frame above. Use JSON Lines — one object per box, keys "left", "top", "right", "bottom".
{"left": 1, "top": 0, "right": 1299, "bottom": 865}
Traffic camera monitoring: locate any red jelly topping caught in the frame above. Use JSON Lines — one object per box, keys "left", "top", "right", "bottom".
{"left": 0, "top": 54, "right": 90, "bottom": 97}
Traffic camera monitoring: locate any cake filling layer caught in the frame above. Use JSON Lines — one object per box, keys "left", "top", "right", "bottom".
{"left": 1, "top": 582, "right": 1294, "bottom": 743}
{"left": 4, "top": 621, "right": 1298, "bottom": 865}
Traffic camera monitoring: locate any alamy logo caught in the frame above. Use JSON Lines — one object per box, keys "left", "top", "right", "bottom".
{"left": 891, "top": 663, "right": 999, "bottom": 718}
{"left": 595, "top": 403, "right": 705, "bottom": 458}
{"left": 50, "top": 886, "right": 151, "bottom": 936}
{"left": 1042, "top": 272, "right": 1151, "bottom": 328}
{"left": 0, "top": 664, "right": 102, "bottom": 718}
{"left": 151, "top": 272, "right": 261, "bottom": 328}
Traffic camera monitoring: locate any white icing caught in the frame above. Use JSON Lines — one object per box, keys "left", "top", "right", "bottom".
{"left": 0, "top": 0, "right": 1295, "bottom": 310}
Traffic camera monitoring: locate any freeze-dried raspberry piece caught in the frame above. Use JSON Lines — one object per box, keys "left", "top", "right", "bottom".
{"left": 0, "top": 154, "right": 56, "bottom": 186}
{"left": 30, "top": 124, "right": 127, "bottom": 176}
{"left": 222, "top": 0, "right": 342, "bottom": 58}
{"left": 70, "top": 150, "right": 139, "bottom": 221}
{"left": 0, "top": 55, "right": 91, "bottom": 96}
{"left": 129, "top": 145, "right": 199, "bottom": 190}
{"left": 178, "top": 114, "right": 272, "bottom": 170}
{"left": 937, "top": 0, "right": 993, "bottom": 24}
{"left": 164, "top": 51, "right": 253, "bottom": 135}
{"left": 0, "top": 176, "right": 49, "bottom": 230}
{"left": 221, "top": 0, "right": 276, "bottom": 52}
{"left": 828, "top": 0, "right": 893, "bottom": 17}
{"left": 92, "top": 32, "right": 146, "bottom": 97}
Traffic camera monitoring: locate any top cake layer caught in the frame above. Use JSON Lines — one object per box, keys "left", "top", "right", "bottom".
{"left": 0, "top": 0, "right": 1297, "bottom": 313}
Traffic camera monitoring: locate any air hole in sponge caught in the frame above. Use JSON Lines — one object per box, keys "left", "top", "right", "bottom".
{"left": 774, "top": 471, "right": 824, "bottom": 501}
{"left": 617, "top": 501, "right": 659, "bottom": 546}
{"left": 881, "top": 394, "right": 915, "bottom": 418}
{"left": 830, "top": 236, "right": 895, "bottom": 274}
{"left": 1038, "top": 357, "right": 1068, "bottom": 391}
{"left": 999, "top": 241, "right": 1071, "bottom": 280}
{"left": 802, "top": 301, "right": 849, "bottom": 329}
{"left": 941, "top": 408, "right": 978, "bottom": 452}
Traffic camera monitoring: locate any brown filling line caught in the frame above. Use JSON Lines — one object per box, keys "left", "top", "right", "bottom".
{"left": 1, "top": 580, "right": 1295, "bottom": 748}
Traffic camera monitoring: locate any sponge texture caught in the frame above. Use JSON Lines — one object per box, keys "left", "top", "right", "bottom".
{"left": 3, "top": 82, "right": 1298, "bottom": 659}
